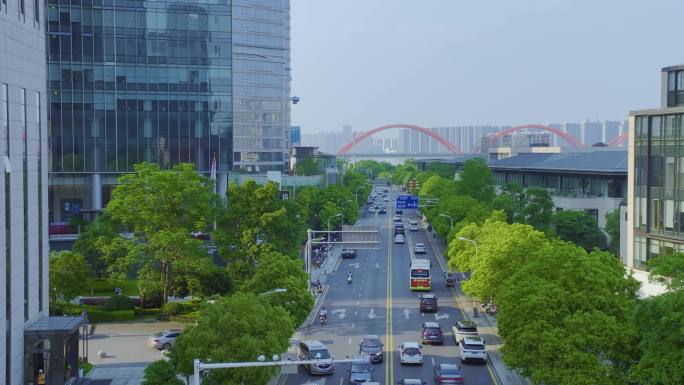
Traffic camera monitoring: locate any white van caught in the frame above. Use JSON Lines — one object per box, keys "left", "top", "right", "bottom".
{"left": 409, "top": 220, "right": 418, "bottom": 231}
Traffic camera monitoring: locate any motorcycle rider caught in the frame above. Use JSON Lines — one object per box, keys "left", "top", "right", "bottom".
{"left": 319, "top": 306, "right": 327, "bottom": 323}
{"left": 347, "top": 271, "right": 353, "bottom": 283}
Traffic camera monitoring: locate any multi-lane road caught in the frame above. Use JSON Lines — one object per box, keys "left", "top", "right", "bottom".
{"left": 281, "top": 188, "right": 498, "bottom": 385}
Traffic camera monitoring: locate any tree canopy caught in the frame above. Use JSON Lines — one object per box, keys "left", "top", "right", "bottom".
{"left": 49, "top": 251, "right": 91, "bottom": 303}
{"left": 604, "top": 208, "right": 621, "bottom": 255}
{"left": 553, "top": 210, "right": 606, "bottom": 251}
{"left": 171, "top": 293, "right": 294, "bottom": 385}
{"left": 447, "top": 213, "right": 550, "bottom": 301}
{"left": 455, "top": 158, "right": 495, "bottom": 203}
{"left": 497, "top": 242, "right": 639, "bottom": 385}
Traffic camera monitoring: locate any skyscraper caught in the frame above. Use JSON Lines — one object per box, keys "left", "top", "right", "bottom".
{"left": 1, "top": 0, "right": 50, "bottom": 382}
{"left": 47, "top": 0, "right": 290, "bottom": 222}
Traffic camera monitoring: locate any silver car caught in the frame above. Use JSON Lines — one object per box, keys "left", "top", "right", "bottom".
{"left": 299, "top": 340, "right": 335, "bottom": 375}
{"left": 148, "top": 329, "right": 182, "bottom": 350}
{"left": 414, "top": 243, "right": 427, "bottom": 254}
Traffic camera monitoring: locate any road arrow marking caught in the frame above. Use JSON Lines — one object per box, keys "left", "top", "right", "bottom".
{"left": 403, "top": 308, "right": 411, "bottom": 320}
{"left": 332, "top": 309, "right": 347, "bottom": 319}
{"left": 368, "top": 308, "right": 376, "bottom": 320}
{"left": 349, "top": 262, "right": 360, "bottom": 269}
{"left": 435, "top": 313, "right": 449, "bottom": 320}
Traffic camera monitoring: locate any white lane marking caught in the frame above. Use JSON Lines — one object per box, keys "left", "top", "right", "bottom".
{"left": 349, "top": 262, "right": 360, "bottom": 269}
{"left": 375, "top": 263, "right": 380, "bottom": 269}
{"left": 435, "top": 313, "right": 449, "bottom": 320}
{"left": 403, "top": 308, "right": 411, "bottom": 320}
{"left": 352, "top": 322, "right": 355, "bottom": 329}
{"left": 356, "top": 300, "right": 360, "bottom": 306}
{"left": 332, "top": 309, "right": 347, "bottom": 319}
{"left": 348, "top": 337, "right": 352, "bottom": 344}
{"left": 431, "top": 357, "right": 436, "bottom": 366}
{"left": 358, "top": 292, "right": 362, "bottom": 298}
{"left": 368, "top": 308, "right": 376, "bottom": 320}
{"left": 422, "top": 312, "right": 425, "bottom": 317}
{"left": 360, "top": 285, "right": 363, "bottom": 291}
{"left": 339, "top": 378, "right": 343, "bottom": 385}
{"left": 354, "top": 310, "right": 358, "bottom": 316}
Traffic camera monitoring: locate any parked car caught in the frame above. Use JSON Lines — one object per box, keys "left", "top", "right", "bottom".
{"left": 459, "top": 336, "right": 488, "bottom": 364}
{"left": 148, "top": 329, "right": 182, "bottom": 350}
{"left": 414, "top": 243, "right": 426, "bottom": 254}
{"left": 398, "top": 342, "right": 423, "bottom": 365}
{"left": 420, "top": 322, "right": 444, "bottom": 345}
{"left": 419, "top": 294, "right": 438, "bottom": 313}
{"left": 359, "top": 335, "right": 384, "bottom": 363}
{"left": 394, "top": 234, "right": 405, "bottom": 244}
{"left": 433, "top": 363, "right": 465, "bottom": 384}
{"left": 298, "top": 340, "right": 335, "bottom": 375}
{"left": 348, "top": 354, "right": 373, "bottom": 384}
{"left": 341, "top": 248, "right": 358, "bottom": 259}
{"left": 452, "top": 320, "right": 479, "bottom": 345}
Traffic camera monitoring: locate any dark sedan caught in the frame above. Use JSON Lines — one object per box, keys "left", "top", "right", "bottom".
{"left": 358, "top": 335, "right": 384, "bottom": 363}
{"left": 341, "top": 248, "right": 357, "bottom": 259}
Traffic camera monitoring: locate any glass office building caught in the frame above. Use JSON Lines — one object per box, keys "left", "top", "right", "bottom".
{"left": 47, "top": 0, "right": 290, "bottom": 223}
{"left": 629, "top": 65, "right": 684, "bottom": 272}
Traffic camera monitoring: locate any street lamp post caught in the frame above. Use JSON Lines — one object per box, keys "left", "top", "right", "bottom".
{"left": 327, "top": 213, "right": 343, "bottom": 243}
{"left": 354, "top": 183, "right": 371, "bottom": 207}
{"left": 259, "top": 288, "right": 287, "bottom": 296}
{"left": 438, "top": 213, "right": 453, "bottom": 230}
{"left": 457, "top": 236, "right": 479, "bottom": 317}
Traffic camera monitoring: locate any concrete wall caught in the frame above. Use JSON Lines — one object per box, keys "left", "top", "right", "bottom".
{"left": 551, "top": 196, "right": 622, "bottom": 229}
{"left": 0, "top": 0, "right": 50, "bottom": 383}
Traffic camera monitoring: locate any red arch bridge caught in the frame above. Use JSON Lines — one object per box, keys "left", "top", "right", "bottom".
{"left": 336, "top": 123, "right": 626, "bottom": 156}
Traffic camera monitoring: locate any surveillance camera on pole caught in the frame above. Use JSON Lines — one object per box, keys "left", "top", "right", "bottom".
{"left": 291, "top": 96, "right": 300, "bottom": 104}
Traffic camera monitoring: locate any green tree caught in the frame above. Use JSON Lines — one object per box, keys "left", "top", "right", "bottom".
{"left": 141, "top": 360, "right": 183, "bottom": 385}
{"left": 492, "top": 183, "right": 526, "bottom": 223}
{"left": 520, "top": 187, "right": 554, "bottom": 232}
{"left": 604, "top": 208, "right": 621, "bottom": 255}
{"left": 72, "top": 213, "right": 127, "bottom": 278}
{"left": 214, "top": 181, "right": 306, "bottom": 282}
{"left": 631, "top": 291, "right": 684, "bottom": 385}
{"left": 425, "top": 162, "right": 455, "bottom": 179}
{"left": 104, "top": 163, "right": 218, "bottom": 304}
{"left": 49, "top": 251, "right": 92, "bottom": 303}
{"left": 170, "top": 293, "right": 294, "bottom": 385}
{"left": 497, "top": 242, "right": 639, "bottom": 385}
{"left": 241, "top": 251, "right": 313, "bottom": 325}
{"left": 455, "top": 158, "right": 495, "bottom": 203}
{"left": 553, "top": 210, "right": 607, "bottom": 251}
{"left": 447, "top": 214, "right": 550, "bottom": 301}
{"left": 648, "top": 252, "right": 684, "bottom": 291}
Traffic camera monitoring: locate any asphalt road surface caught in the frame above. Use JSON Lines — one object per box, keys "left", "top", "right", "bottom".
{"left": 281, "top": 187, "right": 498, "bottom": 385}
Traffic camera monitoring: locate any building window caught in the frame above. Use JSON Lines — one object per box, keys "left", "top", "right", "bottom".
{"left": 33, "top": 0, "right": 38, "bottom": 22}
{"left": 18, "top": 0, "right": 24, "bottom": 17}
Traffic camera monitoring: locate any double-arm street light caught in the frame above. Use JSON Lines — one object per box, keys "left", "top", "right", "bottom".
{"left": 457, "top": 236, "right": 479, "bottom": 317}
{"left": 438, "top": 213, "right": 454, "bottom": 230}
{"left": 259, "top": 288, "right": 287, "bottom": 296}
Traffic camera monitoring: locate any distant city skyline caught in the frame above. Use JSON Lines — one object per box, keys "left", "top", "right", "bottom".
{"left": 301, "top": 119, "right": 627, "bottom": 155}
{"left": 291, "top": 0, "right": 684, "bottom": 132}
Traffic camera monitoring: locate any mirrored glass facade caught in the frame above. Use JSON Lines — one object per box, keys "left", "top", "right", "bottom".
{"left": 47, "top": 0, "right": 290, "bottom": 223}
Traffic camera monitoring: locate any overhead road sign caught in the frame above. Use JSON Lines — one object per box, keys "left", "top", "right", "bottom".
{"left": 396, "top": 195, "right": 419, "bottom": 209}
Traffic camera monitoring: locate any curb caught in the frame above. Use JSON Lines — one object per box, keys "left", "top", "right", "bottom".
{"left": 301, "top": 285, "right": 329, "bottom": 329}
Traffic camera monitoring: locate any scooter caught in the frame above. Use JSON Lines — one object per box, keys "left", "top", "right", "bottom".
{"left": 347, "top": 275, "right": 353, "bottom": 284}
{"left": 319, "top": 314, "right": 327, "bottom": 325}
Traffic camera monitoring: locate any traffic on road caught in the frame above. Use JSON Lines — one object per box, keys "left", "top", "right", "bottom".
{"left": 280, "top": 185, "right": 498, "bottom": 385}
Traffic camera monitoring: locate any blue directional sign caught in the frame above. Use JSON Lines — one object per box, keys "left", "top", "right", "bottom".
{"left": 396, "top": 195, "right": 419, "bottom": 209}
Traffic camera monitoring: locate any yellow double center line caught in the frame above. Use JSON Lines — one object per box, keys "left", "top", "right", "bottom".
{"left": 385, "top": 207, "right": 394, "bottom": 384}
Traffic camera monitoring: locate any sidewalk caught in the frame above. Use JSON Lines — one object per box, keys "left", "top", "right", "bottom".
{"left": 424, "top": 222, "right": 531, "bottom": 385}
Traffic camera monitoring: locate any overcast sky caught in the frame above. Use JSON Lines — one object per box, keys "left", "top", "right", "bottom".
{"left": 291, "top": 0, "right": 684, "bottom": 133}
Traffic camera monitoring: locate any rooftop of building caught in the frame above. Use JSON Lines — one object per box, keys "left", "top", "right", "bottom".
{"left": 488, "top": 151, "right": 627, "bottom": 176}
{"left": 662, "top": 64, "right": 684, "bottom": 72}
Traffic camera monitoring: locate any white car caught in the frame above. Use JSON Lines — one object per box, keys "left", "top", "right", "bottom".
{"left": 383, "top": 197, "right": 389, "bottom": 202}
{"left": 394, "top": 234, "right": 405, "bottom": 244}
{"left": 399, "top": 342, "right": 423, "bottom": 365}
{"left": 459, "top": 336, "right": 488, "bottom": 363}
{"left": 369, "top": 206, "right": 377, "bottom": 213}
{"left": 409, "top": 221, "right": 418, "bottom": 231}
{"left": 452, "top": 320, "right": 479, "bottom": 345}
{"left": 414, "top": 243, "right": 426, "bottom": 254}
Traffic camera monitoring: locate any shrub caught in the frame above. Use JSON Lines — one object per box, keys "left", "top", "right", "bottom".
{"left": 102, "top": 295, "right": 134, "bottom": 311}
{"left": 81, "top": 297, "right": 108, "bottom": 306}
{"left": 160, "top": 302, "right": 183, "bottom": 316}
{"left": 141, "top": 360, "right": 183, "bottom": 385}
{"left": 86, "top": 309, "right": 135, "bottom": 323}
